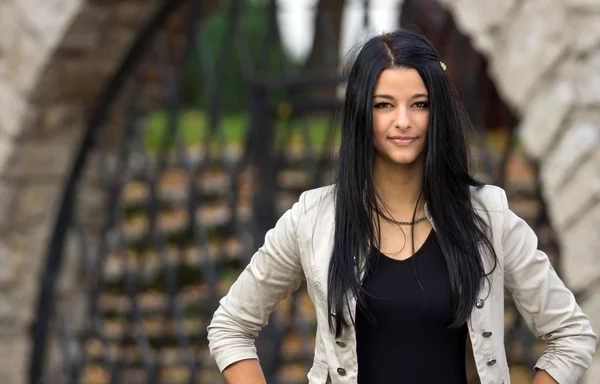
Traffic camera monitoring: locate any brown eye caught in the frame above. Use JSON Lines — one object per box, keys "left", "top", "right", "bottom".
{"left": 413, "top": 101, "right": 429, "bottom": 108}
{"left": 374, "top": 102, "right": 392, "bottom": 109}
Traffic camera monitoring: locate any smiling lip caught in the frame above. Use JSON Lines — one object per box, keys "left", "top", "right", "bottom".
{"left": 388, "top": 136, "right": 417, "bottom": 146}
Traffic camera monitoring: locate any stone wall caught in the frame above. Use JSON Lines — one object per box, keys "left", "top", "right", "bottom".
{"left": 0, "top": 1, "right": 162, "bottom": 383}
{"left": 440, "top": 0, "right": 600, "bottom": 382}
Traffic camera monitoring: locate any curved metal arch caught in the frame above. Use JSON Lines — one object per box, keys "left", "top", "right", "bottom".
{"left": 29, "top": 1, "right": 188, "bottom": 382}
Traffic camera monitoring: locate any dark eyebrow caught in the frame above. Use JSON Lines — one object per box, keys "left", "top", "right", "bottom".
{"left": 373, "top": 94, "right": 394, "bottom": 100}
{"left": 373, "top": 93, "right": 429, "bottom": 99}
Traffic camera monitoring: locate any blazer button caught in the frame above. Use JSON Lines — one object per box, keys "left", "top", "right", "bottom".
{"left": 337, "top": 367, "right": 347, "bottom": 376}
{"left": 487, "top": 358, "right": 497, "bottom": 366}
{"left": 476, "top": 299, "right": 484, "bottom": 308}
{"left": 336, "top": 340, "right": 346, "bottom": 347}
{"left": 482, "top": 331, "right": 492, "bottom": 338}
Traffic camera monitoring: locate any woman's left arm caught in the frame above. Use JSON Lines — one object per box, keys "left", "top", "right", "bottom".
{"left": 502, "top": 195, "right": 597, "bottom": 384}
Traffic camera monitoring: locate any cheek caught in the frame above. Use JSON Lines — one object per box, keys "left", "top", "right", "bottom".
{"left": 416, "top": 113, "right": 430, "bottom": 133}
{"left": 372, "top": 114, "right": 388, "bottom": 138}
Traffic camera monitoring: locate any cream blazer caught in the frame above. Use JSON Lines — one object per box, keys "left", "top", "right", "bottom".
{"left": 207, "top": 185, "right": 596, "bottom": 384}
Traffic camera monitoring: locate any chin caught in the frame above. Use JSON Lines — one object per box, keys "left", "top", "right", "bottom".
{"left": 381, "top": 153, "right": 422, "bottom": 166}
{"left": 391, "top": 150, "right": 423, "bottom": 164}
{"left": 392, "top": 158, "right": 420, "bottom": 166}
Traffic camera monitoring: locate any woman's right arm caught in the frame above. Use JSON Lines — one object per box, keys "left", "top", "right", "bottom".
{"left": 207, "top": 193, "right": 306, "bottom": 382}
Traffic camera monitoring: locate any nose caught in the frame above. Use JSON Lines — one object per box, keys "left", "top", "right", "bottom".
{"left": 394, "top": 106, "right": 410, "bottom": 129}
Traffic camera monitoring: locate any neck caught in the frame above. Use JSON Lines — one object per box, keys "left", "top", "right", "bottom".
{"left": 372, "top": 157, "right": 425, "bottom": 218}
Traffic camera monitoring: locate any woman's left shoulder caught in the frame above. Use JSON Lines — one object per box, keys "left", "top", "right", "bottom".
{"left": 469, "top": 184, "right": 508, "bottom": 213}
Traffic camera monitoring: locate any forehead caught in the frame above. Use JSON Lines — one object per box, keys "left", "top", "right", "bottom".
{"left": 374, "top": 67, "right": 427, "bottom": 96}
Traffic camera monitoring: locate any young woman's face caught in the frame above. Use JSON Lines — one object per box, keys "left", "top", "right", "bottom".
{"left": 372, "top": 67, "right": 429, "bottom": 166}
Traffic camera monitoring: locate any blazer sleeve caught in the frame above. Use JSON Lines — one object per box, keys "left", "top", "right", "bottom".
{"left": 206, "top": 192, "right": 306, "bottom": 373}
{"left": 501, "top": 191, "right": 597, "bottom": 384}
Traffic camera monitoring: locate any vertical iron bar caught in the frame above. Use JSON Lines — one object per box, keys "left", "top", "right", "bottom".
{"left": 247, "top": 83, "right": 280, "bottom": 383}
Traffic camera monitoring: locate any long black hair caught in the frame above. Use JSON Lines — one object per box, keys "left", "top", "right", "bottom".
{"left": 328, "top": 29, "right": 497, "bottom": 338}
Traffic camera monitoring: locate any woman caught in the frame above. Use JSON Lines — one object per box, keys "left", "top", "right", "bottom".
{"left": 207, "top": 29, "right": 596, "bottom": 384}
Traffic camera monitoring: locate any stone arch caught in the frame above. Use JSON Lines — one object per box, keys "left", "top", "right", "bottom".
{"left": 0, "top": 1, "right": 164, "bottom": 382}
{"left": 440, "top": 0, "right": 600, "bottom": 380}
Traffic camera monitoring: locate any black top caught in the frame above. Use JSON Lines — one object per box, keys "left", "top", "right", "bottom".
{"left": 355, "top": 230, "right": 468, "bottom": 384}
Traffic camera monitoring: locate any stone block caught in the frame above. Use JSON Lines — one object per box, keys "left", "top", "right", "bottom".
{"left": 112, "top": 1, "right": 156, "bottom": 27}
{"left": 0, "top": 2, "right": 19, "bottom": 72}
{"left": 548, "top": 147, "right": 600, "bottom": 230}
{"left": 9, "top": 133, "right": 79, "bottom": 178}
{"left": 568, "top": 11, "right": 600, "bottom": 54}
{"left": 0, "top": 82, "right": 29, "bottom": 138}
{"left": 60, "top": 2, "right": 108, "bottom": 52}
{"left": 470, "top": 32, "right": 495, "bottom": 58}
{"left": 493, "top": 0, "right": 568, "bottom": 108}
{"left": 519, "top": 80, "right": 575, "bottom": 159}
{"left": 56, "top": 56, "right": 108, "bottom": 102}
{"left": 13, "top": 182, "right": 61, "bottom": 227}
{"left": 575, "top": 50, "right": 600, "bottom": 106}
{"left": 540, "top": 122, "right": 600, "bottom": 198}
{"left": 437, "top": 0, "right": 511, "bottom": 56}
{"left": 3, "top": 13, "right": 48, "bottom": 95}
{"left": 565, "top": 0, "right": 600, "bottom": 10}
{"left": 57, "top": 22, "right": 101, "bottom": 53}
{"left": 0, "top": 182, "right": 17, "bottom": 230}
{"left": 7, "top": 220, "right": 51, "bottom": 276}
{"left": 29, "top": 62, "right": 61, "bottom": 104}
{"left": 560, "top": 203, "right": 600, "bottom": 292}
{"left": 0, "top": 334, "right": 28, "bottom": 384}
{"left": 0, "top": 240, "right": 18, "bottom": 288}
{"left": 14, "top": 0, "right": 84, "bottom": 48}
{"left": 2, "top": 221, "right": 53, "bottom": 327}
{"left": 0, "top": 281, "right": 40, "bottom": 328}
{"left": 442, "top": 0, "right": 517, "bottom": 34}
{"left": 40, "top": 103, "right": 85, "bottom": 137}
{"left": 0, "top": 138, "right": 15, "bottom": 176}
{"left": 11, "top": 272, "right": 41, "bottom": 327}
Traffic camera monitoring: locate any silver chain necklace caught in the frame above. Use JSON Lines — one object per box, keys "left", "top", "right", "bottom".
{"left": 381, "top": 214, "right": 428, "bottom": 226}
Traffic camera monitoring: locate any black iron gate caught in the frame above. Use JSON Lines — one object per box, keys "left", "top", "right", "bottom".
{"left": 30, "top": 1, "right": 341, "bottom": 383}
{"left": 29, "top": 1, "right": 555, "bottom": 383}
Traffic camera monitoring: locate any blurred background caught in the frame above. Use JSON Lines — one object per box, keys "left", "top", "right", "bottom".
{"left": 0, "top": 0, "right": 598, "bottom": 383}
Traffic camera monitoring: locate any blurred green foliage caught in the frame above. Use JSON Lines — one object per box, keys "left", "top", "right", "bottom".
{"left": 144, "top": 109, "right": 339, "bottom": 151}
{"left": 179, "top": 0, "right": 290, "bottom": 112}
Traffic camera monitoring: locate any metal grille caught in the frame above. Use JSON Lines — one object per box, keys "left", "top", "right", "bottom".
{"left": 29, "top": 1, "right": 558, "bottom": 383}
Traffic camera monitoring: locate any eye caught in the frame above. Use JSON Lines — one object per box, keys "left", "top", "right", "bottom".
{"left": 413, "top": 101, "right": 430, "bottom": 109}
{"left": 374, "top": 102, "right": 393, "bottom": 109}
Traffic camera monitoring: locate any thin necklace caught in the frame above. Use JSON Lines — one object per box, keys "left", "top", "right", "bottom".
{"left": 380, "top": 214, "right": 428, "bottom": 226}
